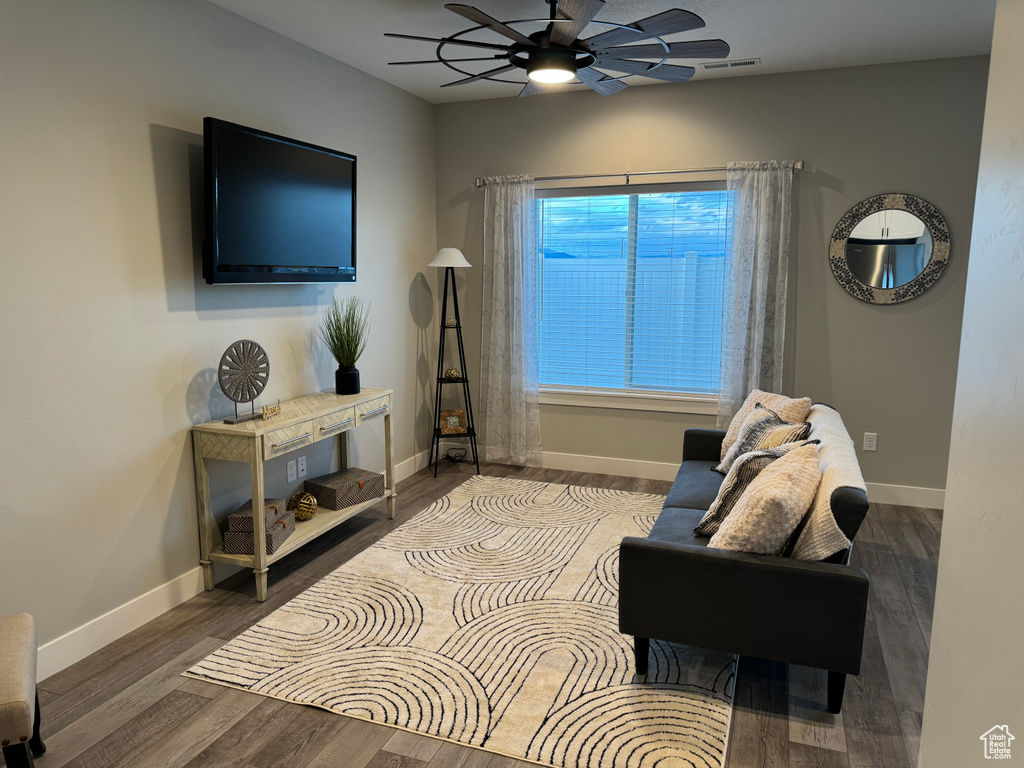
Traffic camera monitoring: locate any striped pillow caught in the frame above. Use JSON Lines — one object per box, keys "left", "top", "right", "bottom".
{"left": 695, "top": 440, "right": 820, "bottom": 537}
{"left": 714, "top": 403, "right": 812, "bottom": 474}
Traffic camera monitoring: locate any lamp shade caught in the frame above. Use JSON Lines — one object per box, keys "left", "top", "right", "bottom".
{"left": 429, "top": 248, "right": 472, "bottom": 269}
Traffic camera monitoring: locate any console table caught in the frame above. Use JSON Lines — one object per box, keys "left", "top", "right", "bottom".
{"left": 191, "top": 388, "right": 395, "bottom": 601}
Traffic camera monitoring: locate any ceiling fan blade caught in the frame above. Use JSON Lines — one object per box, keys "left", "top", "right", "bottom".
{"left": 389, "top": 56, "right": 505, "bottom": 65}
{"left": 519, "top": 79, "right": 546, "bottom": 98}
{"left": 383, "top": 32, "right": 512, "bottom": 52}
{"left": 444, "top": 4, "right": 536, "bottom": 46}
{"left": 595, "top": 39, "right": 730, "bottom": 60}
{"left": 594, "top": 59, "right": 695, "bottom": 82}
{"left": 550, "top": 0, "right": 605, "bottom": 46}
{"left": 441, "top": 64, "right": 517, "bottom": 87}
{"left": 575, "top": 67, "right": 628, "bottom": 96}
{"left": 581, "top": 9, "right": 706, "bottom": 50}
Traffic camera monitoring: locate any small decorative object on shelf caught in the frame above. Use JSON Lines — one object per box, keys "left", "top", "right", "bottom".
{"left": 429, "top": 248, "right": 480, "bottom": 476}
{"left": 440, "top": 408, "right": 468, "bottom": 435}
{"left": 261, "top": 399, "right": 281, "bottom": 420}
{"left": 289, "top": 491, "right": 318, "bottom": 521}
{"left": 223, "top": 512, "right": 295, "bottom": 555}
{"left": 318, "top": 296, "right": 370, "bottom": 395}
{"left": 219, "top": 339, "right": 270, "bottom": 424}
{"left": 228, "top": 497, "right": 288, "bottom": 532}
{"left": 305, "top": 467, "right": 385, "bottom": 511}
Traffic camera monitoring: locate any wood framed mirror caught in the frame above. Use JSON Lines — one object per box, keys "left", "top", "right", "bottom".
{"left": 829, "top": 194, "right": 950, "bottom": 304}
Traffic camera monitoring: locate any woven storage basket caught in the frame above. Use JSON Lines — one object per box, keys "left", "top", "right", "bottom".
{"left": 223, "top": 510, "right": 295, "bottom": 555}
{"left": 228, "top": 497, "right": 288, "bottom": 532}
{"left": 304, "top": 467, "right": 385, "bottom": 511}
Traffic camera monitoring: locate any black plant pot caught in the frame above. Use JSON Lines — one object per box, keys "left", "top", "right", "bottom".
{"left": 336, "top": 365, "right": 360, "bottom": 395}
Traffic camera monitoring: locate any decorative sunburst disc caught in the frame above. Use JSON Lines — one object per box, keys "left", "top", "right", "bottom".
{"left": 219, "top": 340, "right": 270, "bottom": 404}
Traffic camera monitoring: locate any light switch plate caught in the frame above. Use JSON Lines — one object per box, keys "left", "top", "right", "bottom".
{"left": 287, "top": 459, "right": 297, "bottom": 483}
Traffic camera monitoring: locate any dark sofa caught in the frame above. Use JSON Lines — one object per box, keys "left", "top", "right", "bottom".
{"left": 618, "top": 411, "right": 871, "bottom": 713}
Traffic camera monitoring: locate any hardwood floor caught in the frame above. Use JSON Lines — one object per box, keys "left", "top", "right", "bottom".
{"left": 24, "top": 463, "right": 940, "bottom": 768}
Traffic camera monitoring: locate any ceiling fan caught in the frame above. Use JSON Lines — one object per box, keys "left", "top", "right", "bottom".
{"left": 384, "top": 1, "right": 731, "bottom": 97}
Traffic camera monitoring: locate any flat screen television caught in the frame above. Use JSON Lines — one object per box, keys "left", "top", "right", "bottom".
{"left": 203, "top": 117, "right": 356, "bottom": 284}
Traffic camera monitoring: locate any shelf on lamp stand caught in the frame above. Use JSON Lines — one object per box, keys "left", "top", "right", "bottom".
{"left": 430, "top": 266, "right": 480, "bottom": 477}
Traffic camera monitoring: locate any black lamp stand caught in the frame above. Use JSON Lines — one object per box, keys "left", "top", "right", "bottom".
{"left": 430, "top": 266, "right": 480, "bottom": 476}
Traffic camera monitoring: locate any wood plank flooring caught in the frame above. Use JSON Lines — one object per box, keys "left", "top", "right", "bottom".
{"left": 23, "top": 464, "right": 940, "bottom": 768}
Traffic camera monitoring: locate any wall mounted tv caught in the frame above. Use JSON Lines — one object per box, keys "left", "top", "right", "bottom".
{"left": 203, "top": 117, "right": 356, "bottom": 284}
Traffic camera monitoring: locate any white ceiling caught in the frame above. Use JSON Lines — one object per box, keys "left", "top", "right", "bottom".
{"left": 208, "top": 0, "right": 995, "bottom": 103}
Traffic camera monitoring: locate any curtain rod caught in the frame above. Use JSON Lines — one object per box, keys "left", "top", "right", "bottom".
{"left": 474, "top": 160, "right": 805, "bottom": 188}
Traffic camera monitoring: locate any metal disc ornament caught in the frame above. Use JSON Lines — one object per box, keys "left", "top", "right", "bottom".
{"left": 219, "top": 341, "right": 270, "bottom": 423}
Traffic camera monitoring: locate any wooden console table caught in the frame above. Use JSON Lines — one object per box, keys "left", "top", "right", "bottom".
{"left": 191, "top": 388, "right": 395, "bottom": 601}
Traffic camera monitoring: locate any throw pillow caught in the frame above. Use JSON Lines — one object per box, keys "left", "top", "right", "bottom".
{"left": 694, "top": 439, "right": 820, "bottom": 537}
{"left": 721, "top": 389, "right": 812, "bottom": 460}
{"left": 715, "top": 403, "right": 812, "bottom": 474}
{"left": 707, "top": 443, "right": 822, "bottom": 556}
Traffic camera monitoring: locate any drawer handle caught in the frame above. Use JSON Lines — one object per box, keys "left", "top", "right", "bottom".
{"left": 362, "top": 405, "right": 389, "bottom": 418}
{"left": 323, "top": 417, "right": 354, "bottom": 431}
{"left": 272, "top": 432, "right": 312, "bottom": 448}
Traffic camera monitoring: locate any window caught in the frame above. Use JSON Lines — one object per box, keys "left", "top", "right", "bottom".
{"left": 537, "top": 184, "right": 733, "bottom": 397}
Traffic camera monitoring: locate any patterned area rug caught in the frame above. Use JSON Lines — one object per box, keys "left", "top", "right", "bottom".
{"left": 185, "top": 476, "right": 736, "bottom": 768}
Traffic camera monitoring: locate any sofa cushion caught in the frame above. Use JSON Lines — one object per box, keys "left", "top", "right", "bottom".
{"left": 715, "top": 404, "right": 812, "bottom": 474}
{"left": 708, "top": 443, "right": 822, "bottom": 556}
{"left": 648, "top": 506, "right": 710, "bottom": 548}
{"left": 788, "top": 403, "right": 867, "bottom": 561}
{"left": 721, "top": 389, "right": 812, "bottom": 460}
{"left": 664, "top": 461, "right": 724, "bottom": 512}
{"left": 695, "top": 440, "right": 820, "bottom": 537}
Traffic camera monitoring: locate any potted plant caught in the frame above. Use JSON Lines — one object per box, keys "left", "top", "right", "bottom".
{"left": 318, "top": 296, "right": 370, "bottom": 395}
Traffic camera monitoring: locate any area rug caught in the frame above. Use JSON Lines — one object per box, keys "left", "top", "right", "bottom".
{"left": 185, "top": 475, "right": 736, "bottom": 768}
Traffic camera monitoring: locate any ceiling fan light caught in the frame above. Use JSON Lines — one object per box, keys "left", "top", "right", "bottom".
{"left": 529, "top": 66, "right": 575, "bottom": 83}
{"left": 527, "top": 48, "right": 577, "bottom": 84}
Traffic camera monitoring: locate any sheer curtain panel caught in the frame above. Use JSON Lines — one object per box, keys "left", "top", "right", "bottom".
{"left": 480, "top": 174, "right": 542, "bottom": 465}
{"left": 718, "top": 161, "right": 795, "bottom": 427}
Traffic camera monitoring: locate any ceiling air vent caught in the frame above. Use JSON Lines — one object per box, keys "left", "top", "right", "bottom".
{"left": 700, "top": 58, "right": 761, "bottom": 71}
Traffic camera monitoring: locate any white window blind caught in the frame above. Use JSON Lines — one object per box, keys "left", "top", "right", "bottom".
{"left": 537, "top": 184, "right": 732, "bottom": 395}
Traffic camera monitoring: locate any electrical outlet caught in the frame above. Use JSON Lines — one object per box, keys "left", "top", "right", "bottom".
{"left": 297, "top": 455, "right": 307, "bottom": 478}
{"left": 287, "top": 459, "right": 297, "bottom": 483}
{"left": 863, "top": 432, "right": 878, "bottom": 452}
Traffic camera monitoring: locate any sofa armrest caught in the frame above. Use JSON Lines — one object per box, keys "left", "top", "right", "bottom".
{"left": 682, "top": 429, "right": 726, "bottom": 463}
{"left": 618, "top": 536, "right": 870, "bottom": 674}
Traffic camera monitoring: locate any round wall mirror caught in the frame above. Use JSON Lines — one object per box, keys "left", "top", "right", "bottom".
{"left": 829, "top": 194, "right": 950, "bottom": 304}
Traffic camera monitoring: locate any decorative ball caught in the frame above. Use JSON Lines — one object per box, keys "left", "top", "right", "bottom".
{"left": 291, "top": 492, "right": 318, "bottom": 521}
{"left": 445, "top": 368, "right": 461, "bottom": 380}
{"left": 445, "top": 317, "right": 458, "bottom": 328}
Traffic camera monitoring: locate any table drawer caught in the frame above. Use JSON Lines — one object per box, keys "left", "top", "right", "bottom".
{"left": 355, "top": 396, "right": 390, "bottom": 425}
{"left": 314, "top": 407, "right": 356, "bottom": 441}
{"left": 262, "top": 421, "right": 314, "bottom": 460}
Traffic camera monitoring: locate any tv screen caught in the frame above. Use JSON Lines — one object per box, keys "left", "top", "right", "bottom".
{"left": 203, "top": 117, "right": 356, "bottom": 284}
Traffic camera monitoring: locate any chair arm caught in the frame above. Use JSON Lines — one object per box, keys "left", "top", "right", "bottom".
{"left": 682, "top": 429, "right": 726, "bottom": 463}
{"left": 618, "top": 537, "right": 870, "bottom": 674}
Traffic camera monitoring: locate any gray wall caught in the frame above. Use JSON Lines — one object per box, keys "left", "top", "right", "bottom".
{"left": 919, "top": 1, "right": 1024, "bottom": 761}
{"left": 434, "top": 57, "right": 988, "bottom": 490}
{"left": 0, "top": 1, "right": 436, "bottom": 649}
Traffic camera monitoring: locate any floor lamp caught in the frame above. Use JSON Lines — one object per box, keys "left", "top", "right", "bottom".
{"left": 429, "top": 248, "right": 480, "bottom": 476}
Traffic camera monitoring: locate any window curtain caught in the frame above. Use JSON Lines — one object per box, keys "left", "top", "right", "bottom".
{"left": 480, "top": 174, "right": 542, "bottom": 465}
{"left": 717, "top": 160, "right": 795, "bottom": 427}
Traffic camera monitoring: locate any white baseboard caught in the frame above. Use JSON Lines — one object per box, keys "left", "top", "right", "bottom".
{"left": 396, "top": 447, "right": 432, "bottom": 479}
{"left": 542, "top": 451, "right": 947, "bottom": 509}
{"left": 38, "top": 447, "right": 437, "bottom": 682}
{"left": 541, "top": 450, "right": 680, "bottom": 481}
{"left": 37, "top": 567, "right": 208, "bottom": 681}
{"left": 866, "top": 482, "right": 945, "bottom": 510}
